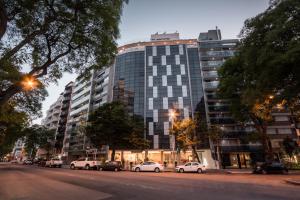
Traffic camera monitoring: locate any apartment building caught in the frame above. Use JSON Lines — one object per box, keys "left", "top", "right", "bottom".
{"left": 62, "top": 68, "right": 110, "bottom": 161}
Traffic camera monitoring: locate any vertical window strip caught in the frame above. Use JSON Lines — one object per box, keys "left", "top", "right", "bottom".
{"left": 163, "top": 97, "right": 168, "bottom": 109}
{"left": 179, "top": 45, "right": 184, "bottom": 55}
{"left": 149, "top": 122, "right": 154, "bottom": 135}
{"left": 152, "top": 46, "right": 157, "bottom": 56}
{"left": 180, "top": 64, "right": 185, "bottom": 75}
{"left": 148, "top": 76, "right": 153, "bottom": 87}
{"left": 164, "top": 122, "right": 169, "bottom": 135}
{"left": 153, "top": 135, "right": 159, "bottom": 149}
{"left": 148, "top": 98, "right": 153, "bottom": 110}
{"left": 182, "top": 85, "right": 187, "bottom": 97}
{"left": 153, "top": 86, "right": 158, "bottom": 98}
{"left": 148, "top": 56, "right": 153, "bottom": 66}
{"left": 167, "top": 86, "right": 173, "bottom": 97}
{"left": 166, "top": 45, "right": 170, "bottom": 55}
{"left": 184, "top": 107, "right": 189, "bottom": 119}
{"left": 153, "top": 109, "right": 158, "bottom": 122}
{"left": 175, "top": 55, "right": 180, "bottom": 65}
{"left": 162, "top": 55, "right": 166, "bottom": 65}
{"left": 178, "top": 97, "right": 183, "bottom": 109}
{"left": 177, "top": 75, "right": 182, "bottom": 86}
{"left": 153, "top": 65, "right": 157, "bottom": 76}
{"left": 162, "top": 75, "right": 167, "bottom": 86}
{"left": 166, "top": 65, "right": 172, "bottom": 75}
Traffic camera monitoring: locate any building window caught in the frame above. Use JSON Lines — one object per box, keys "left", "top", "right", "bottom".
{"left": 164, "top": 122, "right": 169, "bottom": 135}
{"left": 182, "top": 85, "right": 187, "bottom": 97}
{"left": 180, "top": 64, "right": 185, "bottom": 75}
{"left": 152, "top": 46, "right": 157, "bottom": 56}
{"left": 177, "top": 75, "right": 182, "bottom": 86}
{"left": 153, "top": 110, "right": 158, "bottom": 122}
{"left": 278, "top": 128, "right": 292, "bottom": 134}
{"left": 166, "top": 65, "right": 172, "bottom": 75}
{"left": 166, "top": 45, "right": 170, "bottom": 55}
{"left": 163, "top": 97, "right": 168, "bottom": 109}
{"left": 179, "top": 45, "right": 184, "bottom": 55}
{"left": 267, "top": 128, "right": 276, "bottom": 134}
{"left": 153, "top": 135, "right": 159, "bottom": 149}
{"left": 184, "top": 107, "right": 189, "bottom": 119}
{"left": 274, "top": 116, "right": 289, "bottom": 122}
{"left": 161, "top": 55, "right": 166, "bottom": 65}
{"left": 167, "top": 86, "right": 173, "bottom": 97}
{"left": 153, "top": 86, "right": 158, "bottom": 98}
{"left": 162, "top": 75, "right": 167, "bottom": 86}
{"left": 149, "top": 122, "right": 154, "bottom": 135}
{"left": 148, "top": 98, "right": 153, "bottom": 110}
{"left": 148, "top": 76, "right": 153, "bottom": 87}
{"left": 148, "top": 56, "right": 153, "bottom": 66}
{"left": 175, "top": 55, "right": 180, "bottom": 65}
{"left": 178, "top": 97, "right": 183, "bottom": 109}
{"left": 153, "top": 65, "right": 157, "bottom": 76}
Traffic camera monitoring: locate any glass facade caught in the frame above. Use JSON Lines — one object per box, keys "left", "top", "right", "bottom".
{"left": 112, "top": 43, "right": 204, "bottom": 150}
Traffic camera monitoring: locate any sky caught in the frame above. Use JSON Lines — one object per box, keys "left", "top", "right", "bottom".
{"left": 34, "top": 0, "right": 269, "bottom": 124}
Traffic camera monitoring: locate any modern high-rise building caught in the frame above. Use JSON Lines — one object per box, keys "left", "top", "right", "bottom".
{"left": 62, "top": 68, "right": 110, "bottom": 160}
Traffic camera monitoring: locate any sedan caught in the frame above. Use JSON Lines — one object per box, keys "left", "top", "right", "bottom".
{"left": 132, "top": 162, "right": 164, "bottom": 173}
{"left": 175, "top": 162, "right": 206, "bottom": 173}
{"left": 253, "top": 162, "right": 288, "bottom": 174}
{"left": 99, "top": 161, "right": 123, "bottom": 171}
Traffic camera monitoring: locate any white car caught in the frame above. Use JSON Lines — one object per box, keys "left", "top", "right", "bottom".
{"left": 132, "top": 162, "right": 164, "bottom": 173}
{"left": 45, "top": 158, "right": 63, "bottom": 168}
{"left": 70, "top": 157, "right": 101, "bottom": 170}
{"left": 175, "top": 162, "right": 206, "bottom": 173}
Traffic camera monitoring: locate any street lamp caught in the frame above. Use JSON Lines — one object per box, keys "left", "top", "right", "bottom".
{"left": 21, "top": 76, "right": 39, "bottom": 91}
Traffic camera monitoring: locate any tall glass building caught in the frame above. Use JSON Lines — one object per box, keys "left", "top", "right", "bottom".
{"left": 110, "top": 33, "right": 203, "bottom": 150}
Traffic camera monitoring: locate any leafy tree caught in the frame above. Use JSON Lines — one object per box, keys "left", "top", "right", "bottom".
{"left": 23, "top": 124, "right": 55, "bottom": 159}
{"left": 169, "top": 118, "right": 201, "bottom": 163}
{"left": 218, "top": 0, "right": 300, "bottom": 160}
{"left": 282, "top": 137, "right": 298, "bottom": 161}
{"left": 86, "top": 102, "right": 149, "bottom": 161}
{"left": 0, "top": 0, "right": 127, "bottom": 112}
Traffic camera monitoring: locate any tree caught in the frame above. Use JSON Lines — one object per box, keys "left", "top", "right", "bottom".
{"left": 0, "top": 0, "right": 127, "bottom": 108}
{"left": 169, "top": 118, "right": 201, "bottom": 163}
{"left": 218, "top": 0, "right": 300, "bottom": 160}
{"left": 86, "top": 102, "right": 149, "bottom": 161}
{"left": 282, "top": 137, "right": 298, "bottom": 162}
{"left": 23, "top": 124, "right": 55, "bottom": 159}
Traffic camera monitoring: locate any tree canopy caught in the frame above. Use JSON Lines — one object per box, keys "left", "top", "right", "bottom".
{"left": 0, "top": 0, "right": 126, "bottom": 114}
{"left": 218, "top": 0, "right": 300, "bottom": 158}
{"left": 85, "top": 102, "right": 149, "bottom": 161}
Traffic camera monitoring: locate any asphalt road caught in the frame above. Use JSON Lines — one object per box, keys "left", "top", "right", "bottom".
{"left": 0, "top": 163, "right": 299, "bottom": 200}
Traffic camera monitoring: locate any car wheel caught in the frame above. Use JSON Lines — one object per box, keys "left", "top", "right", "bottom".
{"left": 179, "top": 168, "right": 184, "bottom": 173}
{"left": 135, "top": 167, "right": 140, "bottom": 172}
{"left": 49, "top": 164, "right": 52, "bottom": 168}
{"left": 70, "top": 164, "right": 75, "bottom": 170}
{"left": 197, "top": 168, "right": 203, "bottom": 174}
{"left": 85, "top": 164, "right": 90, "bottom": 170}
{"left": 114, "top": 168, "right": 118, "bottom": 172}
{"left": 262, "top": 169, "right": 267, "bottom": 174}
{"left": 59, "top": 165, "right": 62, "bottom": 168}
{"left": 283, "top": 169, "right": 288, "bottom": 174}
{"left": 154, "top": 167, "right": 160, "bottom": 173}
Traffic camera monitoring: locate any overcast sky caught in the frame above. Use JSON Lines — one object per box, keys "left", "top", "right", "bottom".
{"left": 34, "top": 0, "right": 269, "bottom": 124}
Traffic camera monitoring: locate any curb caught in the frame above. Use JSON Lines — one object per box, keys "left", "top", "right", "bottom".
{"left": 285, "top": 179, "right": 300, "bottom": 186}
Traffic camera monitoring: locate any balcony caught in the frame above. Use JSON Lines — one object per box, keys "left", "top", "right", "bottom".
{"left": 204, "top": 81, "right": 219, "bottom": 91}
{"left": 202, "top": 71, "right": 218, "bottom": 80}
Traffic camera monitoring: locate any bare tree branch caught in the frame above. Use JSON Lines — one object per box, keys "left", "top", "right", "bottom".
{"left": 0, "top": 0, "right": 8, "bottom": 40}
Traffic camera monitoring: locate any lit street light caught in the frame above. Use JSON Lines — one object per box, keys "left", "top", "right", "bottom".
{"left": 21, "top": 76, "right": 39, "bottom": 91}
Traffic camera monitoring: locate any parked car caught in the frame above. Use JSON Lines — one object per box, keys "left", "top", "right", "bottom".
{"left": 132, "top": 162, "right": 164, "bottom": 173}
{"left": 22, "top": 159, "right": 33, "bottom": 165}
{"left": 10, "top": 160, "right": 18, "bottom": 164}
{"left": 99, "top": 161, "right": 123, "bottom": 171}
{"left": 37, "top": 159, "right": 47, "bottom": 167}
{"left": 70, "top": 157, "right": 101, "bottom": 170}
{"left": 175, "top": 162, "right": 206, "bottom": 173}
{"left": 253, "top": 162, "right": 288, "bottom": 174}
{"left": 45, "top": 158, "right": 63, "bottom": 168}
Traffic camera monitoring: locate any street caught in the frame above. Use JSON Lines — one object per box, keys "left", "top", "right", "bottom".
{"left": 0, "top": 164, "right": 299, "bottom": 200}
